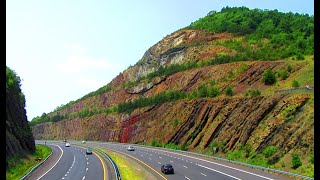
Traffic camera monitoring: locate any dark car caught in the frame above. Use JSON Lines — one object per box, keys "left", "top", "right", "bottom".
{"left": 86, "top": 149, "right": 92, "bottom": 155}
{"left": 161, "top": 164, "right": 174, "bottom": 174}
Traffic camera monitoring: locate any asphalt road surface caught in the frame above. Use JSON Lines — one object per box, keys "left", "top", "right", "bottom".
{"left": 29, "top": 142, "right": 112, "bottom": 180}
{"left": 35, "top": 140, "right": 294, "bottom": 180}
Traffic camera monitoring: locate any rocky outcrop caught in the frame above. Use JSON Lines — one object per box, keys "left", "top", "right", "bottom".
{"left": 6, "top": 68, "right": 35, "bottom": 163}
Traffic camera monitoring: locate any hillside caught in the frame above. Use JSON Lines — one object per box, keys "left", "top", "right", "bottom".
{"left": 6, "top": 67, "right": 35, "bottom": 166}
{"left": 31, "top": 7, "right": 314, "bottom": 176}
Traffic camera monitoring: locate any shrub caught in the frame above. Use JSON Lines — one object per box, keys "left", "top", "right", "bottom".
{"left": 251, "top": 90, "right": 261, "bottom": 96}
{"left": 310, "top": 154, "right": 314, "bottom": 164}
{"left": 278, "top": 69, "right": 289, "bottom": 80}
{"left": 292, "top": 80, "right": 300, "bottom": 87}
{"left": 225, "top": 87, "right": 234, "bottom": 96}
{"left": 291, "top": 153, "right": 302, "bottom": 169}
{"left": 286, "top": 64, "right": 293, "bottom": 72}
{"left": 263, "top": 69, "right": 277, "bottom": 85}
{"left": 263, "top": 146, "right": 277, "bottom": 158}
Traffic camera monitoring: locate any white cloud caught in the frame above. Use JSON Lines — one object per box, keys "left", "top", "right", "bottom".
{"left": 58, "top": 43, "right": 121, "bottom": 73}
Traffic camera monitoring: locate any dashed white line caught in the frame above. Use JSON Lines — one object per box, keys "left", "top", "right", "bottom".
{"left": 82, "top": 176, "right": 86, "bottom": 180}
{"left": 196, "top": 164, "right": 241, "bottom": 180}
{"left": 158, "top": 162, "right": 161, "bottom": 164}
{"left": 183, "top": 165, "right": 188, "bottom": 168}
{"left": 170, "top": 161, "right": 173, "bottom": 163}
{"left": 185, "top": 176, "right": 191, "bottom": 180}
{"left": 149, "top": 158, "right": 152, "bottom": 160}
{"left": 159, "top": 156, "right": 162, "bottom": 158}
{"left": 86, "top": 167, "right": 88, "bottom": 171}
{"left": 201, "top": 173, "right": 207, "bottom": 176}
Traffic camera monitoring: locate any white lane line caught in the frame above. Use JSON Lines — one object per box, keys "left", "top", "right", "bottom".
{"left": 159, "top": 156, "right": 162, "bottom": 158}
{"left": 138, "top": 146, "right": 274, "bottom": 180}
{"left": 197, "top": 164, "right": 241, "bottom": 180}
{"left": 183, "top": 165, "right": 188, "bottom": 168}
{"left": 158, "top": 162, "right": 161, "bottom": 164}
{"left": 86, "top": 167, "right": 88, "bottom": 171}
{"left": 149, "top": 158, "right": 152, "bottom": 160}
{"left": 87, "top": 162, "right": 89, "bottom": 165}
{"left": 185, "top": 176, "right": 191, "bottom": 180}
{"left": 82, "top": 176, "right": 86, "bottom": 180}
{"left": 62, "top": 178, "right": 64, "bottom": 180}
{"left": 201, "top": 173, "right": 207, "bottom": 176}
{"left": 170, "top": 161, "right": 173, "bottom": 163}
{"left": 37, "top": 144, "right": 64, "bottom": 180}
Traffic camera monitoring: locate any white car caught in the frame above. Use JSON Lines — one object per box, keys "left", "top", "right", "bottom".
{"left": 127, "top": 146, "right": 135, "bottom": 151}
{"left": 82, "top": 141, "right": 86, "bottom": 144}
{"left": 65, "top": 143, "right": 70, "bottom": 147}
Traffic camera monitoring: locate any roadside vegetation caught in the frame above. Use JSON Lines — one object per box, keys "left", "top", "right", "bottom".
{"left": 97, "top": 147, "right": 145, "bottom": 180}
{"left": 6, "top": 145, "right": 51, "bottom": 180}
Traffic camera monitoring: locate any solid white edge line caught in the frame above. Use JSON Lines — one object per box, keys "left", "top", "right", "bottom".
{"left": 197, "top": 164, "right": 242, "bottom": 180}
{"left": 135, "top": 146, "right": 275, "bottom": 180}
{"left": 37, "top": 144, "right": 64, "bottom": 180}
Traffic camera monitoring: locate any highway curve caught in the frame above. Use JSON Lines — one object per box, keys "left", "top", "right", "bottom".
{"left": 29, "top": 141, "right": 116, "bottom": 180}
{"left": 85, "top": 141, "right": 294, "bottom": 180}
{"left": 35, "top": 140, "right": 295, "bottom": 180}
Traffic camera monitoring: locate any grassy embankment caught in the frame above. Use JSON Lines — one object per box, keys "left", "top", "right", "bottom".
{"left": 6, "top": 145, "right": 51, "bottom": 180}
{"left": 96, "top": 147, "right": 153, "bottom": 180}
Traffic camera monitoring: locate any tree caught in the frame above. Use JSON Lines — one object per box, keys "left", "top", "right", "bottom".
{"left": 291, "top": 153, "right": 302, "bottom": 169}
{"left": 225, "top": 87, "right": 234, "bottom": 96}
{"left": 263, "top": 69, "right": 277, "bottom": 85}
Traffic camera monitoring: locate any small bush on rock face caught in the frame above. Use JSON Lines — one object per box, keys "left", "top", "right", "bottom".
{"left": 225, "top": 87, "right": 234, "bottom": 96}
{"left": 291, "top": 153, "right": 302, "bottom": 169}
{"left": 292, "top": 80, "right": 300, "bottom": 87}
{"left": 263, "top": 69, "right": 277, "bottom": 85}
{"left": 263, "top": 146, "right": 277, "bottom": 158}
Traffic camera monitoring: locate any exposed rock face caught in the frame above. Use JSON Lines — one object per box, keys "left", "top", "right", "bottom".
{"left": 6, "top": 68, "right": 35, "bottom": 163}
{"left": 121, "top": 30, "right": 235, "bottom": 82}
{"left": 31, "top": 94, "right": 312, "bottom": 156}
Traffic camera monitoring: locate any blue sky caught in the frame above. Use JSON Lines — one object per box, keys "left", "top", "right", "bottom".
{"left": 6, "top": 0, "right": 314, "bottom": 120}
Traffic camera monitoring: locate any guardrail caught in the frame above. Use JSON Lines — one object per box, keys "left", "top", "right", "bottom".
{"left": 275, "top": 86, "right": 313, "bottom": 93}
{"left": 20, "top": 144, "right": 53, "bottom": 180}
{"left": 91, "top": 147, "right": 122, "bottom": 180}
{"left": 104, "top": 142, "right": 314, "bottom": 180}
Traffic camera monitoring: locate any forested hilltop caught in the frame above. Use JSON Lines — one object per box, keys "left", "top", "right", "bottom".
{"left": 31, "top": 7, "right": 313, "bottom": 177}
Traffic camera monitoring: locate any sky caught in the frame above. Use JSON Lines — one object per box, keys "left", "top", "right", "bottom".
{"left": 6, "top": 0, "right": 314, "bottom": 121}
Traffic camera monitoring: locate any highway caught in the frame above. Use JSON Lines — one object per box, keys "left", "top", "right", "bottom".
{"left": 34, "top": 140, "right": 293, "bottom": 180}
{"left": 29, "top": 141, "right": 113, "bottom": 180}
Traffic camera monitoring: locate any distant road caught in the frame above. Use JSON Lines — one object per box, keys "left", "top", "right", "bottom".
{"left": 30, "top": 141, "right": 111, "bottom": 180}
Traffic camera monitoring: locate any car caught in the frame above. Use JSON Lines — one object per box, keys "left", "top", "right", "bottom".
{"left": 127, "top": 146, "right": 135, "bottom": 151}
{"left": 86, "top": 148, "right": 92, "bottom": 155}
{"left": 161, "top": 164, "right": 174, "bottom": 174}
{"left": 63, "top": 139, "right": 67, "bottom": 142}
{"left": 65, "top": 143, "right": 70, "bottom": 147}
{"left": 82, "top": 141, "right": 86, "bottom": 144}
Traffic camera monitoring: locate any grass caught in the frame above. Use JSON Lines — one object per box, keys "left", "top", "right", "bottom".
{"left": 6, "top": 144, "right": 51, "bottom": 180}
{"left": 97, "top": 147, "right": 144, "bottom": 180}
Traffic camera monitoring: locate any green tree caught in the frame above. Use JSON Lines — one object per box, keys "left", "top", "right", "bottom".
{"left": 291, "top": 153, "right": 302, "bottom": 169}
{"left": 292, "top": 80, "right": 300, "bottom": 87}
{"left": 263, "top": 69, "right": 277, "bottom": 85}
{"left": 225, "top": 87, "right": 234, "bottom": 96}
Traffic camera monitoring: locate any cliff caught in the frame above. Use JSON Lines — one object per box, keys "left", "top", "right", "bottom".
{"left": 6, "top": 67, "right": 35, "bottom": 164}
